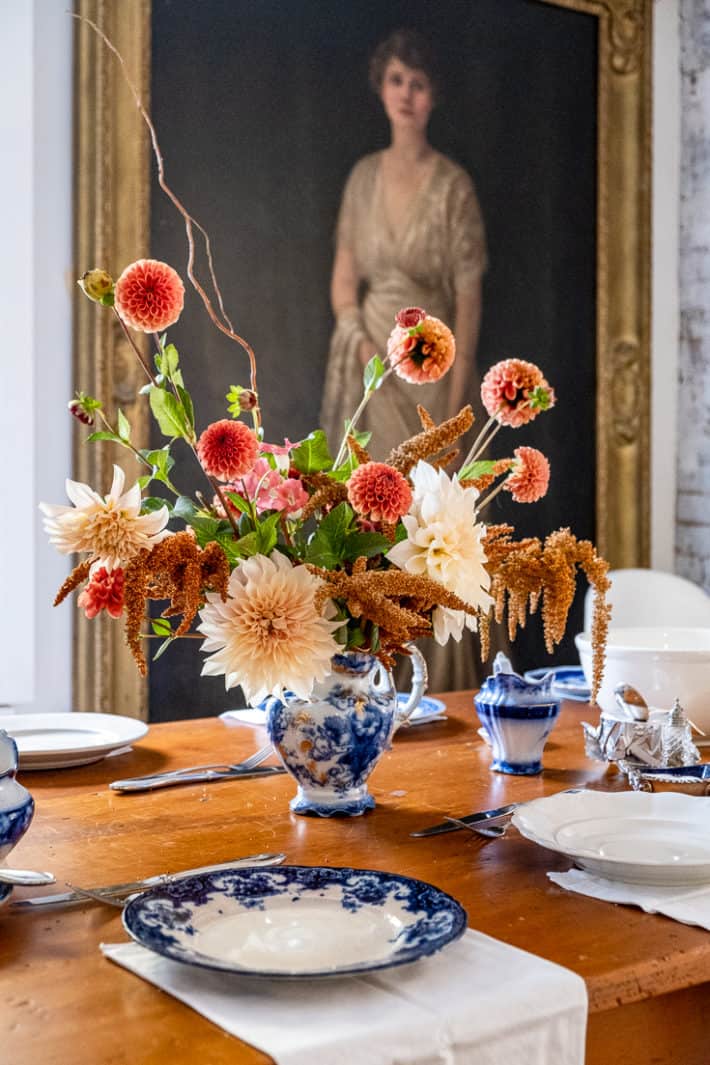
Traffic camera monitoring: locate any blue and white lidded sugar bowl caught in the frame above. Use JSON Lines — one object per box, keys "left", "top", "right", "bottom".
{"left": 0, "top": 730, "right": 34, "bottom": 901}
{"left": 474, "top": 653, "right": 561, "bottom": 775}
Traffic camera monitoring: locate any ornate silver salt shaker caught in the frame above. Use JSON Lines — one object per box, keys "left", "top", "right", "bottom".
{"left": 660, "top": 698, "right": 698, "bottom": 767}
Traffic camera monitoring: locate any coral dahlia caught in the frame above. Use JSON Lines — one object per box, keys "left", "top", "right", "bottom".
{"left": 114, "top": 258, "right": 185, "bottom": 333}
{"left": 198, "top": 551, "right": 342, "bottom": 704}
{"left": 39, "top": 465, "right": 170, "bottom": 572}
{"left": 77, "top": 566, "right": 125, "bottom": 619}
{"left": 387, "top": 314, "right": 455, "bottom": 384}
{"left": 504, "top": 446, "right": 551, "bottom": 503}
{"left": 347, "top": 462, "right": 412, "bottom": 524}
{"left": 480, "top": 358, "right": 556, "bottom": 428}
{"left": 197, "top": 419, "right": 259, "bottom": 481}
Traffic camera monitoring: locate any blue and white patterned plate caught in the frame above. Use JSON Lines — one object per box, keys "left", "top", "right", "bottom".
{"left": 401, "top": 694, "right": 447, "bottom": 725}
{"left": 523, "top": 667, "right": 590, "bottom": 702}
{"left": 122, "top": 865, "right": 467, "bottom": 978}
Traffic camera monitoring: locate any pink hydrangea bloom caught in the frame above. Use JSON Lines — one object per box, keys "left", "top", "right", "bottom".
{"left": 480, "top": 359, "right": 556, "bottom": 428}
{"left": 114, "top": 259, "right": 185, "bottom": 333}
{"left": 197, "top": 420, "right": 259, "bottom": 481}
{"left": 347, "top": 462, "right": 413, "bottom": 524}
{"left": 387, "top": 315, "right": 455, "bottom": 384}
{"left": 504, "top": 447, "right": 551, "bottom": 503}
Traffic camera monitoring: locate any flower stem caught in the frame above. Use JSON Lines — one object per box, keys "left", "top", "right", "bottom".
{"left": 461, "top": 413, "right": 499, "bottom": 469}
{"left": 113, "top": 309, "right": 158, "bottom": 386}
{"left": 477, "top": 478, "right": 508, "bottom": 513}
{"left": 333, "top": 368, "right": 393, "bottom": 469}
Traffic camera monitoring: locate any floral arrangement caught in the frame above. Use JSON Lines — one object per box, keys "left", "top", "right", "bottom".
{"left": 41, "top": 267, "right": 610, "bottom": 707}
{"left": 40, "top": 20, "right": 610, "bottom": 708}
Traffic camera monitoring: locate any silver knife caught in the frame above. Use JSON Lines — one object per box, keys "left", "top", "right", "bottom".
{"left": 410, "top": 803, "right": 519, "bottom": 837}
{"left": 11, "top": 852, "right": 286, "bottom": 908}
{"left": 110, "top": 764, "right": 286, "bottom": 792}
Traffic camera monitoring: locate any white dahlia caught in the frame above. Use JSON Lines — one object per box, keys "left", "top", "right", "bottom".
{"left": 386, "top": 461, "right": 493, "bottom": 644}
{"left": 198, "top": 551, "right": 342, "bottom": 705}
{"left": 39, "top": 464, "right": 170, "bottom": 572}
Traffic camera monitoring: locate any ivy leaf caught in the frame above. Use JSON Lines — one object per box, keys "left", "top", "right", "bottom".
{"left": 291, "top": 430, "right": 333, "bottom": 474}
{"left": 86, "top": 430, "right": 122, "bottom": 444}
{"left": 117, "top": 408, "right": 131, "bottom": 442}
{"left": 458, "top": 459, "right": 497, "bottom": 482}
{"left": 363, "top": 354, "right": 385, "bottom": 393}
{"left": 151, "top": 617, "right": 174, "bottom": 637}
{"left": 149, "top": 386, "right": 189, "bottom": 439}
{"left": 343, "top": 530, "right": 393, "bottom": 562}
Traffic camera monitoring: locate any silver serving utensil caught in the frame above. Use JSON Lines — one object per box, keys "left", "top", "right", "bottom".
{"left": 110, "top": 764, "right": 286, "bottom": 792}
{"left": 10, "top": 852, "right": 286, "bottom": 908}
{"left": 444, "top": 815, "right": 508, "bottom": 838}
{"left": 0, "top": 868, "right": 55, "bottom": 886}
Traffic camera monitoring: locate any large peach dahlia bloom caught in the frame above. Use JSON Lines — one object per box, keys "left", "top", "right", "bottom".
{"left": 198, "top": 551, "right": 342, "bottom": 705}
{"left": 39, "top": 465, "right": 170, "bottom": 572}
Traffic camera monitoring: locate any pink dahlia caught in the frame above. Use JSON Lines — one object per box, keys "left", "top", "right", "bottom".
{"left": 504, "top": 446, "right": 551, "bottom": 503}
{"left": 395, "top": 306, "right": 427, "bottom": 329}
{"left": 77, "top": 566, "right": 125, "bottom": 620}
{"left": 114, "top": 259, "right": 185, "bottom": 333}
{"left": 197, "top": 419, "right": 259, "bottom": 481}
{"left": 387, "top": 314, "right": 455, "bottom": 384}
{"left": 480, "top": 359, "right": 556, "bottom": 428}
{"left": 348, "top": 462, "right": 413, "bottom": 524}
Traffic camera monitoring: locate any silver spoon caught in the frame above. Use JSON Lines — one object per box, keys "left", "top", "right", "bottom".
{"left": 0, "top": 868, "right": 55, "bottom": 886}
{"left": 614, "top": 683, "right": 649, "bottom": 721}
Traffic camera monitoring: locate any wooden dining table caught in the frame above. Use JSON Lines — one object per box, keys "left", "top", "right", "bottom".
{"left": 3, "top": 693, "right": 710, "bottom": 1065}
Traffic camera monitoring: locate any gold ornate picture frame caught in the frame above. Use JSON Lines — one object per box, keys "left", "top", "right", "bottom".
{"left": 72, "top": 0, "right": 651, "bottom": 717}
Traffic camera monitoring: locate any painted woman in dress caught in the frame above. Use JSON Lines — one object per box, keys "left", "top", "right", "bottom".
{"left": 321, "top": 29, "right": 491, "bottom": 690}
{"left": 321, "top": 28, "right": 487, "bottom": 463}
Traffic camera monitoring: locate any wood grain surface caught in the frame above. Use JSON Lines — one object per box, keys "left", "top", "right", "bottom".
{"left": 2, "top": 695, "right": 709, "bottom": 1065}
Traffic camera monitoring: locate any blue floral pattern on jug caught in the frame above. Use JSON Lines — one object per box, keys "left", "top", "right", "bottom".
{"left": 265, "top": 652, "right": 401, "bottom": 816}
{"left": 123, "top": 865, "right": 467, "bottom": 978}
{"left": 474, "top": 653, "right": 560, "bottom": 775}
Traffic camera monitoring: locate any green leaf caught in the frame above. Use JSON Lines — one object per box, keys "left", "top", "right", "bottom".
{"left": 151, "top": 617, "right": 174, "bottom": 637}
{"left": 86, "top": 430, "right": 122, "bottom": 444}
{"left": 343, "top": 531, "right": 393, "bottom": 562}
{"left": 149, "top": 386, "right": 189, "bottom": 439}
{"left": 305, "top": 502, "right": 354, "bottom": 567}
{"left": 458, "top": 459, "right": 497, "bottom": 482}
{"left": 137, "top": 474, "right": 151, "bottom": 490}
{"left": 117, "top": 408, "right": 131, "bottom": 442}
{"left": 162, "top": 343, "right": 180, "bottom": 378}
{"left": 141, "top": 496, "right": 171, "bottom": 514}
{"left": 256, "top": 512, "right": 281, "bottom": 555}
{"left": 172, "top": 495, "right": 199, "bottom": 523}
{"left": 99, "top": 291, "right": 115, "bottom": 307}
{"left": 291, "top": 430, "right": 333, "bottom": 474}
{"left": 152, "top": 635, "right": 176, "bottom": 662}
{"left": 347, "top": 626, "right": 366, "bottom": 649}
{"left": 176, "top": 384, "right": 195, "bottom": 432}
{"left": 224, "top": 489, "right": 250, "bottom": 515}
{"left": 363, "top": 354, "right": 385, "bottom": 393}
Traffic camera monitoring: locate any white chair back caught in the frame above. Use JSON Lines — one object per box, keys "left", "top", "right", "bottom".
{"left": 582, "top": 568, "right": 710, "bottom": 633}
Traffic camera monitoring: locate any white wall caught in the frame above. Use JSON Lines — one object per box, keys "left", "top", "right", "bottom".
{"left": 652, "top": 0, "right": 681, "bottom": 572}
{"left": 0, "top": 3, "right": 72, "bottom": 710}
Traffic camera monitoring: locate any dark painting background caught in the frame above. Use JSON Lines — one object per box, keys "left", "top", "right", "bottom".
{"left": 148, "top": 0, "right": 597, "bottom": 721}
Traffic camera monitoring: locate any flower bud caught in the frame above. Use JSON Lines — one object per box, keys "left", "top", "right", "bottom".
{"left": 237, "top": 389, "right": 258, "bottom": 412}
{"left": 68, "top": 399, "right": 94, "bottom": 427}
{"left": 78, "top": 269, "right": 114, "bottom": 303}
{"left": 395, "top": 306, "right": 426, "bottom": 329}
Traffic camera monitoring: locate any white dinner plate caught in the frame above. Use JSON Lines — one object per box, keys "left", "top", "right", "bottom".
{"left": 221, "top": 694, "right": 447, "bottom": 731}
{"left": 0, "top": 712, "right": 148, "bottom": 770}
{"left": 513, "top": 789, "right": 710, "bottom": 885}
{"left": 123, "top": 865, "right": 467, "bottom": 978}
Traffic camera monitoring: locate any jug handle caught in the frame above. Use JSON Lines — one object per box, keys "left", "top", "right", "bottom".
{"left": 393, "top": 645, "right": 428, "bottom": 731}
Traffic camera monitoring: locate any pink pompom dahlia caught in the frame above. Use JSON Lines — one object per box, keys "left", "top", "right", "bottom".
{"left": 480, "top": 359, "right": 555, "bottom": 428}
{"left": 504, "top": 446, "right": 550, "bottom": 503}
{"left": 387, "top": 314, "right": 455, "bottom": 384}
{"left": 77, "top": 566, "right": 125, "bottom": 620}
{"left": 347, "top": 462, "right": 412, "bottom": 524}
{"left": 197, "top": 419, "right": 259, "bottom": 481}
{"left": 114, "top": 259, "right": 185, "bottom": 333}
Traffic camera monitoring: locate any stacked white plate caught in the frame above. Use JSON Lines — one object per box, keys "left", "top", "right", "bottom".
{"left": 0, "top": 712, "right": 148, "bottom": 770}
{"left": 513, "top": 789, "right": 710, "bottom": 886}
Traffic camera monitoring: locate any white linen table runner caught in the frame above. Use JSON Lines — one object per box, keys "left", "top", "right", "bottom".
{"left": 102, "top": 928, "right": 587, "bottom": 1065}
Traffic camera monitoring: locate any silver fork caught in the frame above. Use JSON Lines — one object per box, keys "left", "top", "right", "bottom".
{"left": 444, "top": 815, "right": 510, "bottom": 838}
{"left": 109, "top": 743, "right": 274, "bottom": 791}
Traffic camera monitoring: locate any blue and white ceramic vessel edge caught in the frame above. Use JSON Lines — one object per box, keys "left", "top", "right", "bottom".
{"left": 122, "top": 865, "right": 467, "bottom": 978}
{"left": 475, "top": 653, "right": 560, "bottom": 775}
{"left": 0, "top": 731, "right": 34, "bottom": 862}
